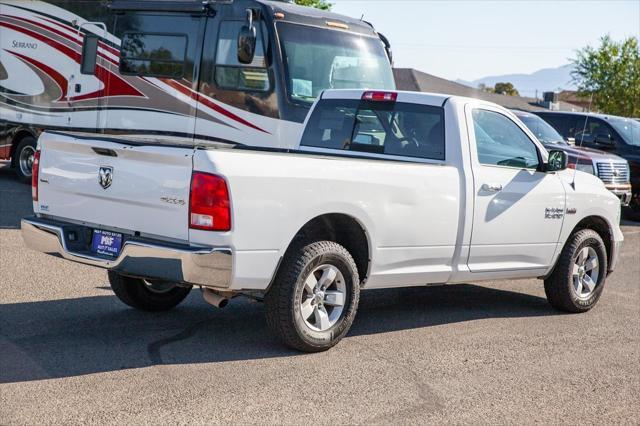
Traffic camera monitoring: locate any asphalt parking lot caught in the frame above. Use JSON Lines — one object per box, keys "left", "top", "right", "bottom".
{"left": 1, "top": 161, "right": 638, "bottom": 425}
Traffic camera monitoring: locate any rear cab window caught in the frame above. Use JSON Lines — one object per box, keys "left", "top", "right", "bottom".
{"left": 300, "top": 98, "right": 445, "bottom": 161}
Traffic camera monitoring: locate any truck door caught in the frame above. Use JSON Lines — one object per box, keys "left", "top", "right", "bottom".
{"left": 69, "top": 24, "right": 106, "bottom": 130}
{"left": 466, "top": 106, "right": 566, "bottom": 272}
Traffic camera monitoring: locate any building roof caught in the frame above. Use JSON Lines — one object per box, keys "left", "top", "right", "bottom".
{"left": 394, "top": 68, "right": 583, "bottom": 112}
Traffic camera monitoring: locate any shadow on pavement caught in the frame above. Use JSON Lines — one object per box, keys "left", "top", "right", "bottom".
{"left": 0, "top": 283, "right": 555, "bottom": 383}
{"left": 0, "top": 164, "right": 32, "bottom": 229}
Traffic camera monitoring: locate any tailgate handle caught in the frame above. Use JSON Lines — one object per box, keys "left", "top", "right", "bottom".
{"left": 92, "top": 147, "right": 118, "bottom": 157}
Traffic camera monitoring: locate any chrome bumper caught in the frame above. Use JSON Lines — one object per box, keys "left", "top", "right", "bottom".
{"left": 606, "top": 185, "right": 632, "bottom": 206}
{"left": 21, "top": 217, "right": 232, "bottom": 288}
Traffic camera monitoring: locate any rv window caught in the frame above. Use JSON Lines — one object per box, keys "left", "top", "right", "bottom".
{"left": 119, "top": 33, "right": 187, "bottom": 78}
{"left": 214, "top": 21, "right": 269, "bottom": 92}
{"left": 80, "top": 35, "right": 99, "bottom": 75}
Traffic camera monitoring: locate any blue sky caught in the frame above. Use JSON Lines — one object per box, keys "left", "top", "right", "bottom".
{"left": 331, "top": 0, "right": 640, "bottom": 81}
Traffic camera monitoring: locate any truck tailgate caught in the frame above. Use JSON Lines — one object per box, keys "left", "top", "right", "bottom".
{"left": 36, "top": 132, "right": 194, "bottom": 242}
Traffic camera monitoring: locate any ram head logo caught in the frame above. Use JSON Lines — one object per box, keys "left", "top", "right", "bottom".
{"left": 98, "top": 166, "right": 113, "bottom": 189}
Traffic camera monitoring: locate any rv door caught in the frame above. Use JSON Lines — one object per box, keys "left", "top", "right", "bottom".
{"left": 70, "top": 22, "right": 106, "bottom": 130}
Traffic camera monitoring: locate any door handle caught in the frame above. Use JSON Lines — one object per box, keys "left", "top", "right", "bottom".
{"left": 481, "top": 183, "right": 503, "bottom": 192}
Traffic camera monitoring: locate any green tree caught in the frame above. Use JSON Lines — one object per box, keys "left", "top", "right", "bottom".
{"left": 493, "top": 82, "right": 520, "bottom": 96}
{"left": 294, "top": 0, "right": 332, "bottom": 10}
{"left": 478, "top": 82, "right": 520, "bottom": 96}
{"left": 571, "top": 35, "right": 640, "bottom": 117}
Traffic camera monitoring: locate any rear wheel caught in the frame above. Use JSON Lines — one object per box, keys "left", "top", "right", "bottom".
{"left": 108, "top": 271, "right": 192, "bottom": 311}
{"left": 544, "top": 229, "right": 607, "bottom": 313}
{"left": 265, "top": 241, "right": 360, "bottom": 352}
{"left": 14, "top": 136, "right": 37, "bottom": 183}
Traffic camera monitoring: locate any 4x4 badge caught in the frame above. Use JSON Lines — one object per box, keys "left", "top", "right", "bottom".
{"left": 98, "top": 166, "right": 113, "bottom": 189}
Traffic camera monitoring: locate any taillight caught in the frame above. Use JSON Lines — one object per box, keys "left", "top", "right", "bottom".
{"left": 32, "top": 150, "right": 41, "bottom": 202}
{"left": 189, "top": 172, "right": 231, "bottom": 231}
{"left": 362, "top": 91, "right": 397, "bottom": 102}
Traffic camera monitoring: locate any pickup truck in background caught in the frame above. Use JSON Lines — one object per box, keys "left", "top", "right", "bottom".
{"left": 22, "top": 90, "right": 624, "bottom": 352}
{"left": 534, "top": 111, "right": 640, "bottom": 221}
{"left": 512, "top": 110, "right": 632, "bottom": 206}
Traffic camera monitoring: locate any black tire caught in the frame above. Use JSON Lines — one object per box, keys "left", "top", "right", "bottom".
{"left": 13, "top": 136, "right": 37, "bottom": 183}
{"left": 265, "top": 241, "right": 360, "bottom": 352}
{"left": 108, "top": 271, "right": 192, "bottom": 311}
{"left": 544, "top": 229, "right": 608, "bottom": 313}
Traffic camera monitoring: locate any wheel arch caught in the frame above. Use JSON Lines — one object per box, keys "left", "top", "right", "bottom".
{"left": 281, "top": 213, "right": 371, "bottom": 286}
{"left": 568, "top": 215, "right": 614, "bottom": 270}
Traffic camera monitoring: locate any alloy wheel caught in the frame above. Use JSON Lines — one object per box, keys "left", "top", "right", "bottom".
{"left": 299, "top": 264, "right": 346, "bottom": 332}
{"left": 19, "top": 145, "right": 35, "bottom": 177}
{"left": 572, "top": 246, "right": 600, "bottom": 299}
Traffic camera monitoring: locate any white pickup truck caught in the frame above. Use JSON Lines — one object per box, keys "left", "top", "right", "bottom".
{"left": 22, "top": 89, "right": 624, "bottom": 352}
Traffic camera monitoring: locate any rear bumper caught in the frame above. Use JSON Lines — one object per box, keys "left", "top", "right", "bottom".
{"left": 21, "top": 217, "right": 232, "bottom": 288}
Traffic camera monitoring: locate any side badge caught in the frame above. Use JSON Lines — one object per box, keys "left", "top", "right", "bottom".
{"left": 545, "top": 207, "right": 564, "bottom": 219}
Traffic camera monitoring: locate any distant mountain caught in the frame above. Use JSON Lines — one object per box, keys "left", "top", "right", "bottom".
{"left": 456, "top": 65, "right": 576, "bottom": 97}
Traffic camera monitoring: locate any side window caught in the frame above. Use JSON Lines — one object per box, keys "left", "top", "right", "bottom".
{"left": 473, "top": 109, "right": 540, "bottom": 169}
{"left": 542, "top": 115, "right": 573, "bottom": 138}
{"left": 215, "top": 21, "right": 269, "bottom": 91}
{"left": 541, "top": 115, "right": 571, "bottom": 139}
{"left": 576, "top": 118, "right": 616, "bottom": 144}
{"left": 80, "top": 34, "right": 99, "bottom": 75}
{"left": 301, "top": 99, "right": 445, "bottom": 161}
{"left": 570, "top": 116, "right": 588, "bottom": 141}
{"left": 120, "top": 33, "right": 187, "bottom": 78}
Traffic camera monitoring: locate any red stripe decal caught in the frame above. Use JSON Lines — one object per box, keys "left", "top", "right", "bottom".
{"left": 0, "top": 20, "right": 142, "bottom": 101}
{"left": 6, "top": 50, "right": 68, "bottom": 101}
{"left": 4, "top": 15, "right": 118, "bottom": 66}
{"left": 41, "top": 16, "right": 121, "bottom": 57}
{"left": 0, "top": 20, "right": 81, "bottom": 62}
{"left": 161, "top": 79, "right": 270, "bottom": 134}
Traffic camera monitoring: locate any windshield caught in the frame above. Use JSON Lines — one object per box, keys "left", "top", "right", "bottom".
{"left": 518, "top": 114, "right": 567, "bottom": 145}
{"left": 277, "top": 22, "right": 395, "bottom": 104}
{"left": 609, "top": 117, "right": 640, "bottom": 146}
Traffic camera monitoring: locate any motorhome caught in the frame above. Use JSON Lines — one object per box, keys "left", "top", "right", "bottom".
{"left": 0, "top": 0, "right": 395, "bottom": 180}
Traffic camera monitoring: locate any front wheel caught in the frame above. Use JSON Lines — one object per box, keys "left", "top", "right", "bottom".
{"left": 265, "top": 241, "right": 360, "bottom": 352}
{"left": 108, "top": 271, "right": 192, "bottom": 311}
{"left": 544, "top": 229, "right": 607, "bottom": 313}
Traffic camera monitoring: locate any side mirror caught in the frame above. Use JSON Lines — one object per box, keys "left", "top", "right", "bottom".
{"left": 237, "top": 9, "right": 257, "bottom": 64}
{"left": 545, "top": 149, "right": 568, "bottom": 172}
{"left": 594, "top": 132, "right": 615, "bottom": 146}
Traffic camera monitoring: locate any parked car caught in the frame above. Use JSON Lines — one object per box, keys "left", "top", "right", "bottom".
{"left": 512, "top": 110, "right": 632, "bottom": 205}
{"left": 535, "top": 111, "right": 640, "bottom": 220}
{"left": 22, "top": 90, "right": 623, "bottom": 352}
{"left": 0, "top": 0, "right": 395, "bottom": 181}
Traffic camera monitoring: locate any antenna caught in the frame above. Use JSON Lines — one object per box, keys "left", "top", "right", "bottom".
{"left": 570, "top": 92, "right": 594, "bottom": 189}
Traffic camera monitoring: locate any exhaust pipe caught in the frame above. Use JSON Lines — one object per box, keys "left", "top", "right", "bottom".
{"left": 202, "top": 289, "right": 230, "bottom": 308}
